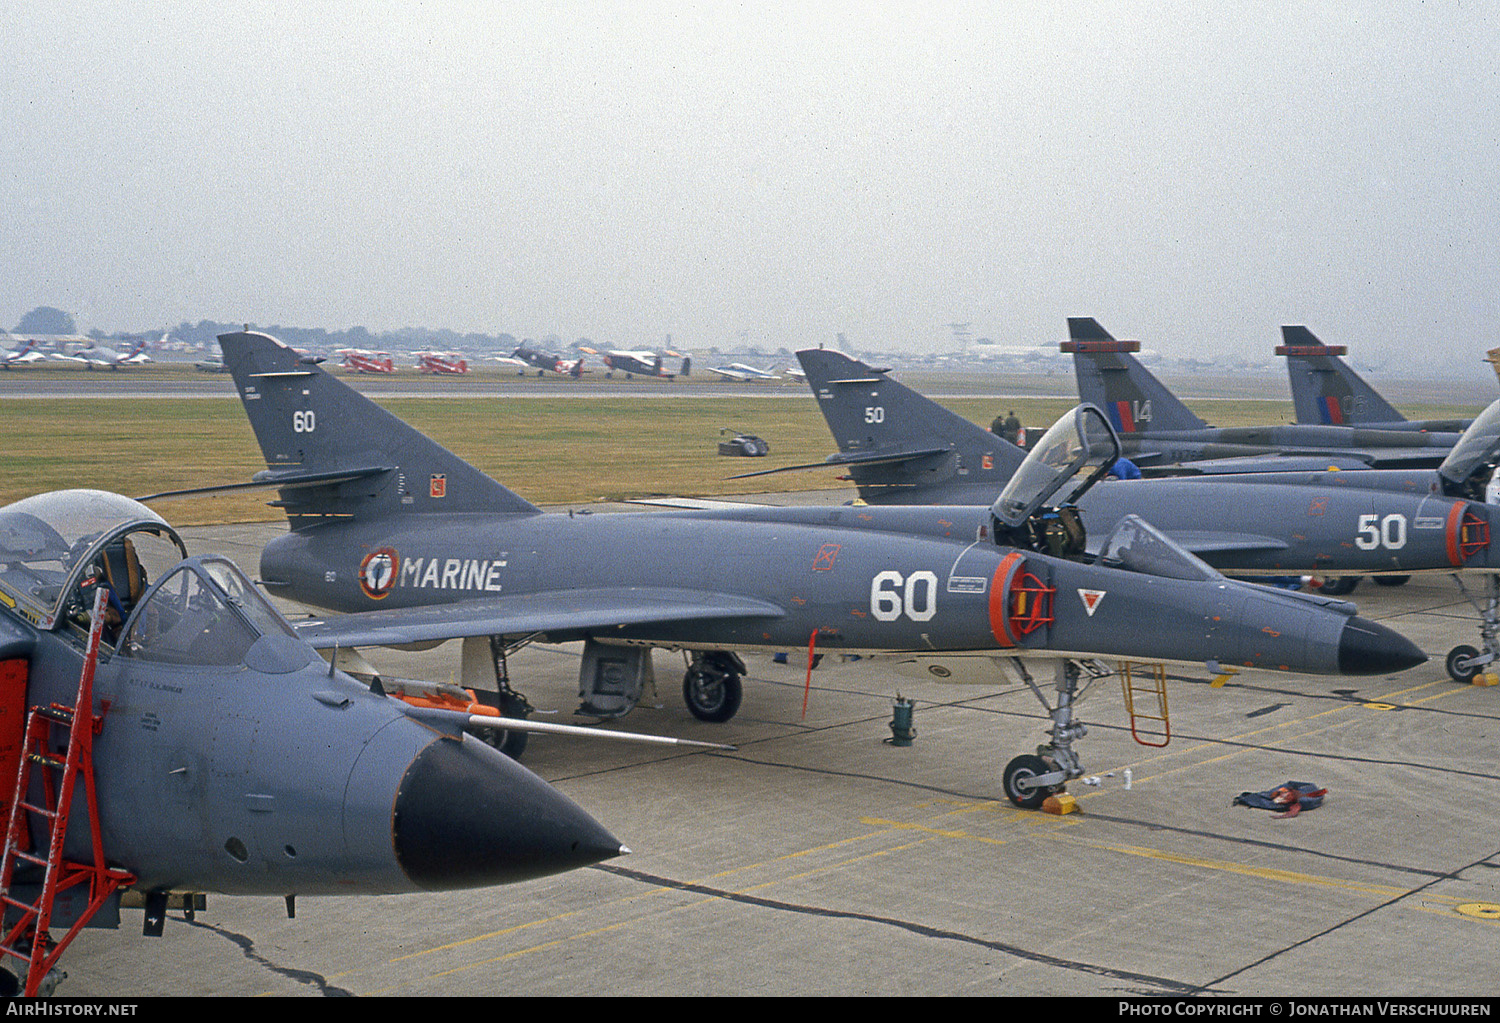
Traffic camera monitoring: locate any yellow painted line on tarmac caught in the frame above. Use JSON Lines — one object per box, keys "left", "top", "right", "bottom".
{"left": 1045, "top": 831, "right": 1411, "bottom": 899}
{"left": 356, "top": 817, "right": 946, "bottom": 990}
{"left": 367, "top": 834, "right": 943, "bottom": 991}
{"left": 859, "top": 816, "right": 1012, "bottom": 845}
{"left": 1108, "top": 679, "right": 1468, "bottom": 794}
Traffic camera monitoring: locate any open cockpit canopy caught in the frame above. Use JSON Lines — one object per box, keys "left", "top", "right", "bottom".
{"left": 1439, "top": 398, "right": 1500, "bottom": 492}
{"left": 991, "top": 404, "right": 1120, "bottom": 528}
{"left": 0, "top": 489, "right": 187, "bottom": 630}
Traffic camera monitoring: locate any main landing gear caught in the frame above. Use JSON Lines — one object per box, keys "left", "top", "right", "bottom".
{"left": 1445, "top": 575, "right": 1500, "bottom": 683}
{"left": 682, "top": 651, "right": 745, "bottom": 723}
{"left": 463, "top": 635, "right": 536, "bottom": 759}
{"left": 1000, "top": 659, "right": 1109, "bottom": 809}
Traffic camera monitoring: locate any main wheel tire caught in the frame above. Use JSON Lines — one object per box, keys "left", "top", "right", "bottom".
{"left": 1374, "top": 576, "right": 1411, "bottom": 587}
{"left": 1316, "top": 576, "right": 1359, "bottom": 596}
{"left": 477, "top": 693, "right": 531, "bottom": 760}
{"left": 683, "top": 668, "right": 743, "bottom": 723}
{"left": 1446, "top": 644, "right": 1482, "bottom": 683}
{"left": 1003, "top": 754, "right": 1058, "bottom": 810}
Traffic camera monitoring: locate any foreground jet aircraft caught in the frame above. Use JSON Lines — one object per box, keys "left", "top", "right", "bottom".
{"left": 736, "top": 348, "right": 1499, "bottom": 680}
{"left": 207, "top": 331, "right": 1422, "bottom": 812}
{"left": 0, "top": 489, "right": 623, "bottom": 995}
{"left": 1065, "top": 318, "right": 1461, "bottom": 471}
{"left": 1278, "top": 326, "right": 1471, "bottom": 433}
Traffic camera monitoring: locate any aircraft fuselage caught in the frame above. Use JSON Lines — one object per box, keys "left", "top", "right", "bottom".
{"left": 260, "top": 510, "right": 1395, "bottom": 675}
{"left": 685, "top": 482, "right": 1500, "bottom": 578}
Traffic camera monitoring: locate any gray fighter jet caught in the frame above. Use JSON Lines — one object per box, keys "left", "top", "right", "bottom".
{"left": 1065, "top": 318, "right": 1462, "bottom": 472}
{"left": 740, "top": 347, "right": 1500, "bottom": 683}
{"left": 200, "top": 331, "right": 1423, "bottom": 814}
{"left": 0, "top": 489, "right": 624, "bottom": 995}
{"left": 1277, "top": 325, "right": 1472, "bottom": 433}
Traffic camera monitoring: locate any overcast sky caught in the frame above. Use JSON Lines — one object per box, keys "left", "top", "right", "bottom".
{"left": 2, "top": 2, "right": 1496, "bottom": 365}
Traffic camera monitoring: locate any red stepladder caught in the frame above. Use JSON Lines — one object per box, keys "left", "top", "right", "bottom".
{"left": 0, "top": 589, "right": 135, "bottom": 996}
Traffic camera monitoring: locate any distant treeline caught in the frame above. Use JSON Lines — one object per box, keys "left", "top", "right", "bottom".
{"left": 156, "top": 320, "right": 536, "bottom": 354}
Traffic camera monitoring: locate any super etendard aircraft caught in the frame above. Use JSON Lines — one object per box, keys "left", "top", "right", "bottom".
{"left": 201, "top": 331, "right": 1423, "bottom": 814}
{"left": 0, "top": 490, "right": 625, "bottom": 996}
{"left": 1064, "top": 317, "right": 1463, "bottom": 472}
{"left": 769, "top": 346, "right": 1500, "bottom": 681}
{"left": 1277, "top": 325, "right": 1472, "bottom": 433}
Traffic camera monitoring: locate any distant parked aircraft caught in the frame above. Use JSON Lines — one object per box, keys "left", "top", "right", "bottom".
{"left": 578, "top": 346, "right": 690, "bottom": 379}
{"left": 503, "top": 343, "right": 585, "bottom": 377}
{"left": 416, "top": 351, "right": 469, "bottom": 374}
{"left": 707, "top": 362, "right": 781, "bottom": 381}
{"left": 0, "top": 337, "right": 48, "bottom": 368}
{"left": 52, "top": 336, "right": 155, "bottom": 370}
{"left": 336, "top": 348, "right": 395, "bottom": 374}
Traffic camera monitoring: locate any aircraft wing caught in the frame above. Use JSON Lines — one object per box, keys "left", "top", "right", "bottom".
{"left": 1141, "top": 453, "right": 1376, "bottom": 475}
{"left": 1142, "top": 449, "right": 1451, "bottom": 476}
{"left": 290, "top": 586, "right": 788, "bottom": 649}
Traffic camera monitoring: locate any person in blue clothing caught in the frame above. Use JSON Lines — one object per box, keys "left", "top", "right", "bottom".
{"left": 1106, "top": 457, "right": 1141, "bottom": 480}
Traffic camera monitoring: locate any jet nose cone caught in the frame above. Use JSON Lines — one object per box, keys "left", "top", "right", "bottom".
{"left": 393, "top": 737, "right": 624, "bottom": 890}
{"left": 1338, "top": 616, "right": 1427, "bottom": 676}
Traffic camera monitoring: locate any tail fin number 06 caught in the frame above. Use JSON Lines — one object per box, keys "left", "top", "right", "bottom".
{"left": 292, "top": 410, "right": 316, "bottom": 433}
{"left": 871, "top": 570, "right": 937, "bottom": 622}
{"left": 1356, "top": 513, "right": 1406, "bottom": 551}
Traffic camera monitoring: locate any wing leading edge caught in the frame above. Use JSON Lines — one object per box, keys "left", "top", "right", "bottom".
{"left": 292, "top": 586, "right": 788, "bottom": 649}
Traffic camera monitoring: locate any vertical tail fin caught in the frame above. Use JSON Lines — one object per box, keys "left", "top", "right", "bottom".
{"left": 794, "top": 348, "right": 1026, "bottom": 499}
{"left": 1277, "top": 325, "right": 1405, "bottom": 426}
{"left": 1063, "top": 318, "right": 1206, "bottom": 433}
{"left": 218, "top": 331, "right": 539, "bottom": 529}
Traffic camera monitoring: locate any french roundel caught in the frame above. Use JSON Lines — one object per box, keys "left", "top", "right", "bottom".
{"left": 359, "top": 547, "right": 400, "bottom": 600}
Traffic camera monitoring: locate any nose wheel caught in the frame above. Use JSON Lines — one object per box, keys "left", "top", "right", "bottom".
{"left": 1001, "top": 659, "right": 1103, "bottom": 808}
{"left": 1447, "top": 575, "right": 1500, "bottom": 683}
{"left": 1003, "top": 754, "right": 1064, "bottom": 809}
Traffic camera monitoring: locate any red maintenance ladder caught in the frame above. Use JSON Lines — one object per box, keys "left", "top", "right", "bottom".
{"left": 0, "top": 589, "right": 135, "bottom": 996}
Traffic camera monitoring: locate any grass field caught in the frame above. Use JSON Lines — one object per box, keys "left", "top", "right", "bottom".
{"left": 0, "top": 375, "right": 1484, "bottom": 525}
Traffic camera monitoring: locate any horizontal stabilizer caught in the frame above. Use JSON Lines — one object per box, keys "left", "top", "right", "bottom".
{"left": 293, "top": 586, "right": 788, "bottom": 648}
{"left": 727, "top": 446, "right": 955, "bottom": 480}
{"left": 626, "top": 497, "right": 765, "bottom": 510}
{"left": 138, "top": 465, "right": 392, "bottom": 502}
